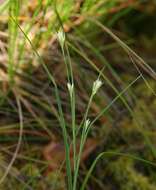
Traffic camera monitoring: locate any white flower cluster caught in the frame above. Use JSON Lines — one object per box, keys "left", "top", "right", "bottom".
{"left": 57, "top": 30, "right": 65, "bottom": 48}
{"left": 84, "top": 119, "right": 91, "bottom": 131}
{"left": 92, "top": 79, "right": 102, "bottom": 95}
{"left": 67, "top": 82, "right": 74, "bottom": 98}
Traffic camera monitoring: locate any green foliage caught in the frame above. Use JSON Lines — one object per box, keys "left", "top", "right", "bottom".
{"left": 109, "top": 157, "right": 156, "bottom": 190}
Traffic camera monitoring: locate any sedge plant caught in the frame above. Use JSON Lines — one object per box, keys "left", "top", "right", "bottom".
{"left": 57, "top": 29, "right": 104, "bottom": 190}
{"left": 57, "top": 27, "right": 156, "bottom": 189}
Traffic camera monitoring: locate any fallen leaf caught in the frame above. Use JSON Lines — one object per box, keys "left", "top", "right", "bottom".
{"left": 43, "top": 138, "right": 98, "bottom": 173}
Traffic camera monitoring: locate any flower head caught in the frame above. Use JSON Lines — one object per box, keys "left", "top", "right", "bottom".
{"left": 92, "top": 79, "right": 102, "bottom": 95}
{"left": 67, "top": 82, "right": 74, "bottom": 98}
{"left": 84, "top": 119, "right": 91, "bottom": 131}
{"left": 57, "top": 30, "right": 65, "bottom": 48}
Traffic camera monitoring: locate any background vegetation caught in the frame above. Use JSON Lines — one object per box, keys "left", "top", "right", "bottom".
{"left": 0, "top": 0, "right": 156, "bottom": 189}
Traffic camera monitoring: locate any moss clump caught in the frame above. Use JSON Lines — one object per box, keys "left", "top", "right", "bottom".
{"left": 108, "top": 157, "right": 156, "bottom": 190}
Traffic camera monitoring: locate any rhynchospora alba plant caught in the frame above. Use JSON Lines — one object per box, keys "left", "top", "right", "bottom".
{"left": 73, "top": 78, "right": 103, "bottom": 190}
{"left": 57, "top": 29, "right": 103, "bottom": 190}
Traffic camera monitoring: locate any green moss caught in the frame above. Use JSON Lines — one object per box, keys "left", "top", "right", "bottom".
{"left": 109, "top": 157, "right": 156, "bottom": 190}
